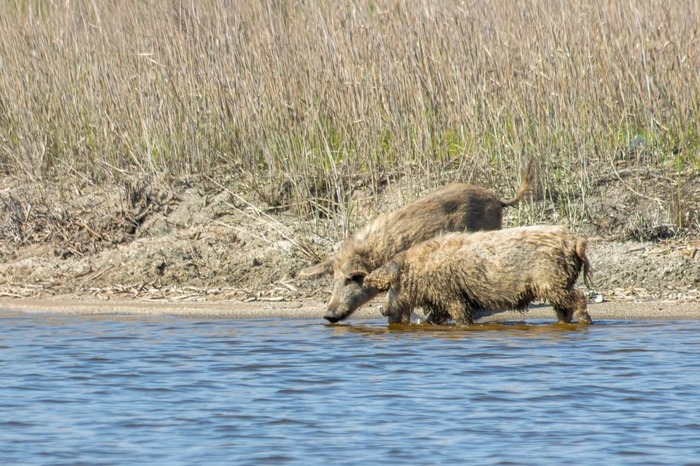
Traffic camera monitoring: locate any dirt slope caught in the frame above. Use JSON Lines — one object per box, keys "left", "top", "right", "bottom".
{"left": 1, "top": 174, "right": 699, "bottom": 306}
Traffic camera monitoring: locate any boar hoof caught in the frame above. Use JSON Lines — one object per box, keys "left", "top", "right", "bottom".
{"left": 324, "top": 315, "right": 341, "bottom": 323}
{"left": 578, "top": 315, "right": 593, "bottom": 325}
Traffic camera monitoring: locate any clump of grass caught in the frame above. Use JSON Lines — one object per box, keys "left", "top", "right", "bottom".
{"left": 0, "top": 1, "right": 698, "bottom": 238}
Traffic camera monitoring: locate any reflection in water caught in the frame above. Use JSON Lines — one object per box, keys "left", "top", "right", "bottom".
{"left": 0, "top": 311, "right": 699, "bottom": 465}
{"left": 329, "top": 320, "right": 584, "bottom": 338}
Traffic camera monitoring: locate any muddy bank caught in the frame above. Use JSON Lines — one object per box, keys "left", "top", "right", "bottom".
{"left": 1, "top": 175, "right": 699, "bottom": 307}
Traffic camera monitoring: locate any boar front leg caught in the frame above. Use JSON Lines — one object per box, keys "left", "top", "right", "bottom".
{"left": 383, "top": 305, "right": 411, "bottom": 324}
{"left": 447, "top": 301, "right": 474, "bottom": 326}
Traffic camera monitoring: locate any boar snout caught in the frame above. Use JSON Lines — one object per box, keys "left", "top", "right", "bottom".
{"left": 323, "top": 288, "right": 379, "bottom": 323}
{"left": 322, "top": 271, "right": 381, "bottom": 322}
{"left": 323, "top": 300, "right": 356, "bottom": 323}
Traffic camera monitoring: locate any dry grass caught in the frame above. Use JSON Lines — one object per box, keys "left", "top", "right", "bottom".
{"left": 1, "top": 0, "right": 698, "bottom": 237}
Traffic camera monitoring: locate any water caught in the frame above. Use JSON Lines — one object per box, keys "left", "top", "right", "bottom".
{"left": 1, "top": 311, "right": 700, "bottom": 465}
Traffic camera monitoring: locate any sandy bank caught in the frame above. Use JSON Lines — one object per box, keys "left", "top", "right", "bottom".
{"left": 1, "top": 297, "right": 698, "bottom": 322}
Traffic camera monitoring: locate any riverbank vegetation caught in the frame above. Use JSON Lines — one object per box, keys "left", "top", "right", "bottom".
{"left": 1, "top": 0, "right": 699, "bottom": 239}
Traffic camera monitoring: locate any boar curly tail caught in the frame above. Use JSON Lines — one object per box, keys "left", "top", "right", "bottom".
{"left": 576, "top": 237, "right": 594, "bottom": 289}
{"left": 500, "top": 158, "right": 536, "bottom": 207}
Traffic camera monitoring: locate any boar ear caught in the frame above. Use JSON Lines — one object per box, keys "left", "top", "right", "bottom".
{"left": 297, "top": 258, "right": 334, "bottom": 279}
{"left": 382, "top": 260, "right": 402, "bottom": 282}
{"left": 364, "top": 261, "right": 401, "bottom": 291}
{"left": 342, "top": 257, "right": 369, "bottom": 279}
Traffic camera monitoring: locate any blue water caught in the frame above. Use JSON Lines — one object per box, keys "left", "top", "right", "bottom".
{"left": 1, "top": 311, "right": 700, "bottom": 465}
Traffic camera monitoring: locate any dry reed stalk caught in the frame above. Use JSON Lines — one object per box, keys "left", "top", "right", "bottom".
{"left": 0, "top": 0, "right": 698, "bottom": 236}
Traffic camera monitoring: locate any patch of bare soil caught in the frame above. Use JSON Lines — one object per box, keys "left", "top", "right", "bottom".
{"left": 1, "top": 170, "right": 699, "bottom": 307}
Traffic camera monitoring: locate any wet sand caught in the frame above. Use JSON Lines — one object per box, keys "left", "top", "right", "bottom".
{"left": 0, "top": 297, "right": 698, "bottom": 321}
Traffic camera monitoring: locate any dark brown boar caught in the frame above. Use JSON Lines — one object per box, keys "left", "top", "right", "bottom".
{"left": 362, "top": 225, "right": 593, "bottom": 325}
{"left": 304, "top": 162, "right": 535, "bottom": 323}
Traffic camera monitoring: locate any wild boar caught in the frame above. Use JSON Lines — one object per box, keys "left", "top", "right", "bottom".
{"left": 362, "top": 225, "right": 593, "bottom": 325}
{"left": 302, "top": 161, "right": 535, "bottom": 323}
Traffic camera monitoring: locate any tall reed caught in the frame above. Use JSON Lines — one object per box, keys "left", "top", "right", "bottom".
{"left": 1, "top": 1, "right": 698, "bottom": 235}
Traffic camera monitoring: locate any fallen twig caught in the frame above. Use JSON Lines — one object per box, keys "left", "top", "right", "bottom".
{"left": 77, "top": 264, "right": 117, "bottom": 291}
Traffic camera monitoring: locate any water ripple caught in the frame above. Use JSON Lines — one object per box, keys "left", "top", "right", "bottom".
{"left": 1, "top": 312, "right": 700, "bottom": 464}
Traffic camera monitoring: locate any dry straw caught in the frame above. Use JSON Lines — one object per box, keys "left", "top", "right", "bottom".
{"left": 1, "top": 0, "right": 698, "bottom": 234}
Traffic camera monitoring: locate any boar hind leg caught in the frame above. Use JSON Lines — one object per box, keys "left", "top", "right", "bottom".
{"left": 572, "top": 290, "right": 593, "bottom": 325}
{"left": 425, "top": 309, "right": 451, "bottom": 325}
{"left": 552, "top": 289, "right": 592, "bottom": 325}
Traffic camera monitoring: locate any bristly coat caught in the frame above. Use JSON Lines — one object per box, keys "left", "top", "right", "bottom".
{"left": 364, "top": 225, "right": 593, "bottom": 325}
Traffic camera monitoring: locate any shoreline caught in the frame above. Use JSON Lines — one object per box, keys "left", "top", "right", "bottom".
{"left": 1, "top": 297, "right": 699, "bottom": 321}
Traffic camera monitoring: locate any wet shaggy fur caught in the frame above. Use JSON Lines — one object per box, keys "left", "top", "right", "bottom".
{"left": 301, "top": 162, "right": 536, "bottom": 323}
{"left": 363, "top": 225, "right": 593, "bottom": 325}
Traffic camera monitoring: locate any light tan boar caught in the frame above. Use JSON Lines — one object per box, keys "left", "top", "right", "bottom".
{"left": 362, "top": 225, "right": 593, "bottom": 326}
{"left": 305, "top": 162, "right": 535, "bottom": 323}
